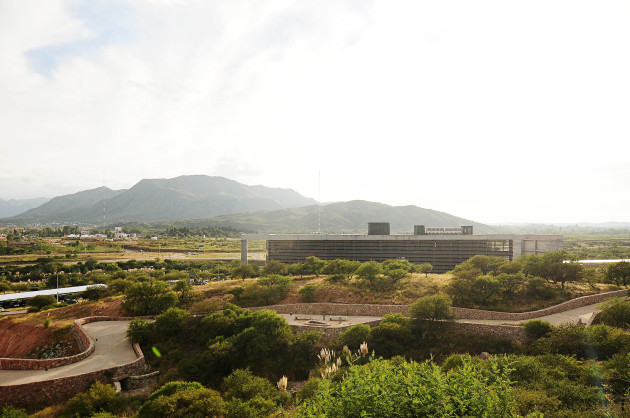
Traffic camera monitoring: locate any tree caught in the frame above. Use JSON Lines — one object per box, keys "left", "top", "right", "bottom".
{"left": 496, "top": 272, "right": 525, "bottom": 295}
{"left": 605, "top": 261, "right": 630, "bottom": 287}
{"left": 26, "top": 294, "right": 56, "bottom": 310}
{"left": 418, "top": 263, "right": 433, "bottom": 277}
{"left": 471, "top": 275, "right": 502, "bottom": 306}
{"left": 232, "top": 263, "right": 257, "bottom": 280}
{"left": 0, "top": 279, "right": 11, "bottom": 293}
{"left": 123, "top": 281, "right": 178, "bottom": 315}
{"left": 301, "top": 256, "right": 326, "bottom": 277}
{"left": 173, "top": 279, "right": 198, "bottom": 307}
{"left": 322, "top": 259, "right": 360, "bottom": 279}
{"left": 409, "top": 294, "right": 455, "bottom": 322}
{"left": 355, "top": 261, "right": 384, "bottom": 288}
{"left": 261, "top": 260, "right": 287, "bottom": 276}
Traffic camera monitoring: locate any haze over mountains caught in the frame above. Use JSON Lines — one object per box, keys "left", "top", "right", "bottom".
{"left": 0, "top": 197, "right": 50, "bottom": 218}
{"left": 3, "top": 175, "right": 627, "bottom": 234}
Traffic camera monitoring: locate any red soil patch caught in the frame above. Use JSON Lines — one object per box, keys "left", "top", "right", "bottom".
{"left": 0, "top": 320, "right": 56, "bottom": 358}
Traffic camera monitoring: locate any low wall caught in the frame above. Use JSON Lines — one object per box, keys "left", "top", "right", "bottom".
{"left": 444, "top": 322, "right": 527, "bottom": 342}
{"left": 452, "top": 289, "right": 628, "bottom": 321}
{"left": 0, "top": 317, "right": 150, "bottom": 408}
{"left": 0, "top": 344, "right": 147, "bottom": 408}
{"left": 252, "top": 289, "right": 627, "bottom": 321}
{"left": 0, "top": 320, "right": 94, "bottom": 371}
{"left": 0, "top": 316, "right": 150, "bottom": 371}
{"left": 290, "top": 320, "right": 382, "bottom": 340}
{"left": 125, "top": 370, "right": 160, "bottom": 391}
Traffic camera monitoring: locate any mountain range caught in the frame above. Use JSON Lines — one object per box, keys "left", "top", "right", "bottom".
{"left": 0, "top": 197, "right": 50, "bottom": 218}
{"left": 0, "top": 175, "right": 486, "bottom": 232}
{"left": 2, "top": 175, "right": 317, "bottom": 225}
{"left": 207, "top": 200, "right": 489, "bottom": 234}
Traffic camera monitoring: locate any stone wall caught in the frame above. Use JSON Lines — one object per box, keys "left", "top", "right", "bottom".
{"left": 452, "top": 289, "right": 628, "bottom": 321}
{"left": 0, "top": 316, "right": 151, "bottom": 371}
{"left": 443, "top": 322, "right": 527, "bottom": 342}
{"left": 289, "top": 320, "right": 382, "bottom": 340}
{"left": 0, "top": 320, "right": 94, "bottom": 371}
{"left": 252, "top": 289, "right": 627, "bottom": 321}
{"left": 124, "top": 370, "right": 160, "bottom": 390}
{"left": 0, "top": 318, "right": 150, "bottom": 408}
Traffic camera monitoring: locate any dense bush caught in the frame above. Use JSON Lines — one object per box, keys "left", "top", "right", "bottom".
{"left": 138, "top": 381, "right": 225, "bottom": 418}
{"left": 123, "top": 280, "right": 178, "bottom": 315}
{"left": 26, "top": 294, "right": 56, "bottom": 310}
{"left": 592, "top": 297, "right": 630, "bottom": 329}
{"left": 297, "top": 357, "right": 517, "bottom": 417}
{"left": 64, "top": 382, "right": 125, "bottom": 417}
{"left": 523, "top": 320, "right": 553, "bottom": 340}
{"left": 531, "top": 323, "right": 630, "bottom": 360}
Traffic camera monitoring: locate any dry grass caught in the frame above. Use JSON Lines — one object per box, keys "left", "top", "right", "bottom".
{"left": 11, "top": 297, "right": 127, "bottom": 327}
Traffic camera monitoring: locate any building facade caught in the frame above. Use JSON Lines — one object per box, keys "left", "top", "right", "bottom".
{"left": 241, "top": 225, "right": 564, "bottom": 273}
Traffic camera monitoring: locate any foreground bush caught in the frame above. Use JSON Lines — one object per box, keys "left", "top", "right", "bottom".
{"left": 297, "top": 357, "right": 517, "bottom": 417}
{"left": 138, "top": 381, "right": 225, "bottom": 418}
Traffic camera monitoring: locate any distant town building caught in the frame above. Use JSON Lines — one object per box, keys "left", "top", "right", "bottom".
{"left": 241, "top": 224, "right": 564, "bottom": 273}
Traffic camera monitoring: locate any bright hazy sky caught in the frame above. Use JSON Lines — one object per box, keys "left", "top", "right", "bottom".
{"left": 1, "top": 0, "right": 629, "bottom": 224}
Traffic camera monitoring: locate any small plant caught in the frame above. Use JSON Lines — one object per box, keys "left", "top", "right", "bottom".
{"left": 277, "top": 375, "right": 288, "bottom": 391}
{"left": 44, "top": 318, "right": 51, "bottom": 328}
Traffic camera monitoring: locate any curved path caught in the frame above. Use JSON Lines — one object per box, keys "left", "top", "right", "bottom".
{"left": 458, "top": 301, "right": 605, "bottom": 326}
{"left": 280, "top": 300, "right": 612, "bottom": 329}
{"left": 0, "top": 321, "right": 135, "bottom": 386}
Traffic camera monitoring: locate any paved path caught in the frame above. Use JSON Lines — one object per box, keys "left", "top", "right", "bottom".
{"left": 457, "top": 301, "right": 605, "bottom": 326}
{"left": 280, "top": 300, "right": 611, "bottom": 329}
{"left": 0, "top": 321, "right": 136, "bottom": 386}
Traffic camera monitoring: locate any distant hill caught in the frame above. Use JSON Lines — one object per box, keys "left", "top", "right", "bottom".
{"left": 206, "top": 200, "right": 493, "bottom": 233}
{"left": 0, "top": 197, "right": 49, "bottom": 217}
{"left": 1, "top": 175, "right": 317, "bottom": 225}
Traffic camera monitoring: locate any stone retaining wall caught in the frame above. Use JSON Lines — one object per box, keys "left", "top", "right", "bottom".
{"left": 444, "top": 322, "right": 527, "bottom": 342}
{"left": 252, "top": 289, "right": 627, "bottom": 321}
{"left": 452, "top": 289, "right": 627, "bottom": 321}
{"left": 290, "top": 320, "right": 382, "bottom": 340}
{"left": 0, "top": 316, "right": 150, "bottom": 371}
{"left": 0, "top": 317, "right": 150, "bottom": 408}
{"left": 0, "top": 343, "right": 147, "bottom": 408}
{"left": 124, "top": 370, "right": 160, "bottom": 390}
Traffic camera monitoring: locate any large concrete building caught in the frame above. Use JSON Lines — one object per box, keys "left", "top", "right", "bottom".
{"left": 241, "top": 224, "right": 563, "bottom": 273}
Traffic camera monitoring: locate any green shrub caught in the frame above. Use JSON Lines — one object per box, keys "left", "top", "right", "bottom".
{"left": 409, "top": 294, "right": 455, "bottom": 322}
{"left": 123, "top": 281, "right": 178, "bottom": 315}
{"left": 298, "top": 285, "right": 318, "bottom": 302}
{"left": 512, "top": 387, "right": 562, "bottom": 416}
{"left": 64, "top": 382, "right": 122, "bottom": 417}
{"left": 297, "top": 357, "right": 517, "bottom": 417}
{"left": 296, "top": 377, "right": 322, "bottom": 402}
{"left": 26, "top": 294, "right": 56, "bottom": 310}
{"left": 222, "top": 369, "right": 279, "bottom": 402}
{"left": 138, "top": 385, "right": 225, "bottom": 418}
{"left": 27, "top": 306, "right": 40, "bottom": 313}
{"left": 592, "top": 297, "right": 630, "bottom": 329}
{"left": 126, "top": 319, "right": 152, "bottom": 345}
{"left": 0, "top": 406, "right": 28, "bottom": 418}
{"left": 338, "top": 324, "right": 371, "bottom": 350}
{"left": 523, "top": 320, "right": 553, "bottom": 340}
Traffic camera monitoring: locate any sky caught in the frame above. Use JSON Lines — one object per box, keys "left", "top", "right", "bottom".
{"left": 1, "top": 0, "right": 629, "bottom": 225}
